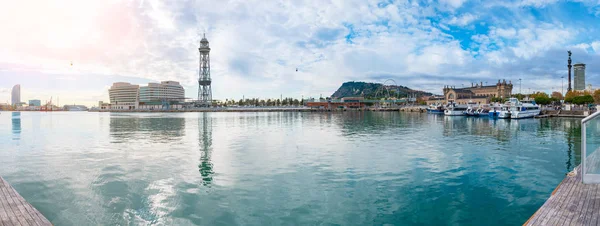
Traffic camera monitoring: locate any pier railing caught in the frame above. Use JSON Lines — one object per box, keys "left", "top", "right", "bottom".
{"left": 582, "top": 110, "right": 600, "bottom": 184}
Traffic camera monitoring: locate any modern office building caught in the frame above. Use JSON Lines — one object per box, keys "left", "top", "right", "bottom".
{"left": 28, "top": 99, "right": 41, "bottom": 106}
{"left": 574, "top": 63, "right": 586, "bottom": 91}
{"left": 108, "top": 82, "right": 140, "bottom": 110}
{"left": 11, "top": 85, "right": 20, "bottom": 106}
{"left": 139, "top": 81, "right": 185, "bottom": 102}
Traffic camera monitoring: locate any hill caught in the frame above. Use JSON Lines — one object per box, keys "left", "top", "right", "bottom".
{"left": 331, "top": 81, "right": 433, "bottom": 99}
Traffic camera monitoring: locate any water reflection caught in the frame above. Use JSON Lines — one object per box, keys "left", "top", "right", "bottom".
{"left": 12, "top": 112, "right": 21, "bottom": 140}
{"left": 198, "top": 113, "right": 214, "bottom": 186}
{"left": 109, "top": 114, "right": 185, "bottom": 142}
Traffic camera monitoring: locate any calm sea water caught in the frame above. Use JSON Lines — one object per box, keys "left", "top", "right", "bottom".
{"left": 0, "top": 111, "right": 583, "bottom": 225}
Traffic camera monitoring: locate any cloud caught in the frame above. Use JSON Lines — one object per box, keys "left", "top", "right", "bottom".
{"left": 0, "top": 0, "right": 600, "bottom": 105}
{"left": 447, "top": 13, "right": 478, "bottom": 26}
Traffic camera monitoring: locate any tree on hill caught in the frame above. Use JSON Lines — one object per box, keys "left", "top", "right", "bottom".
{"left": 551, "top": 91, "right": 563, "bottom": 100}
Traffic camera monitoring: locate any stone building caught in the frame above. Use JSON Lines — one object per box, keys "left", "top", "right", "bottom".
{"left": 426, "top": 80, "right": 513, "bottom": 105}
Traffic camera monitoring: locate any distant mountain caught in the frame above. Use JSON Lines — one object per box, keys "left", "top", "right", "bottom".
{"left": 331, "top": 81, "right": 433, "bottom": 99}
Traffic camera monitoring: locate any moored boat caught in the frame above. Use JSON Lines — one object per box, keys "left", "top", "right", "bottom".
{"left": 444, "top": 103, "right": 467, "bottom": 116}
{"left": 509, "top": 98, "right": 541, "bottom": 119}
{"left": 427, "top": 103, "right": 445, "bottom": 114}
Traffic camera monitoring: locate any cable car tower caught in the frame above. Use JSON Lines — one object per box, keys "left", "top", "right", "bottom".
{"left": 197, "top": 33, "right": 212, "bottom": 107}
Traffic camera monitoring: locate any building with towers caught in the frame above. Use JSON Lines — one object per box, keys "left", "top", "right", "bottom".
{"left": 197, "top": 34, "right": 212, "bottom": 107}
{"left": 433, "top": 80, "right": 513, "bottom": 105}
{"left": 574, "top": 63, "right": 586, "bottom": 91}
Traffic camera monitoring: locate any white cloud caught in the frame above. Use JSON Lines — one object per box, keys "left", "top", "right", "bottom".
{"left": 519, "top": 0, "right": 560, "bottom": 7}
{"left": 439, "top": 0, "right": 468, "bottom": 9}
{"left": 447, "top": 13, "right": 478, "bottom": 26}
{"left": 592, "top": 41, "right": 600, "bottom": 53}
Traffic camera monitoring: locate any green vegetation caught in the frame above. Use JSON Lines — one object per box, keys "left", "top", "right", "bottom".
{"left": 490, "top": 97, "right": 506, "bottom": 103}
{"left": 572, "top": 95, "right": 595, "bottom": 105}
{"left": 331, "top": 81, "right": 432, "bottom": 99}
{"left": 512, "top": 93, "right": 525, "bottom": 100}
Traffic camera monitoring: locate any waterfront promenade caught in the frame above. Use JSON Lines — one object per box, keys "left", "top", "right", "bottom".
{"left": 525, "top": 164, "right": 600, "bottom": 225}
{"left": 0, "top": 177, "right": 52, "bottom": 226}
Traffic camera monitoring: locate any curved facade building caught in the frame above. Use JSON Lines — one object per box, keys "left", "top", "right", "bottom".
{"left": 108, "top": 82, "right": 139, "bottom": 110}
{"left": 139, "top": 81, "right": 185, "bottom": 102}
{"left": 11, "top": 85, "right": 20, "bottom": 106}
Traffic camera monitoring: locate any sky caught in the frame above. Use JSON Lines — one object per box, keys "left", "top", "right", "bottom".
{"left": 1, "top": 0, "right": 600, "bottom": 106}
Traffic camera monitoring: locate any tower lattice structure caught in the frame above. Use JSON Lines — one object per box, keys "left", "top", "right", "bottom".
{"left": 198, "top": 34, "right": 212, "bottom": 106}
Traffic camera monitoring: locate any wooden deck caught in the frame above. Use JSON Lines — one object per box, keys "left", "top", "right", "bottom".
{"left": 525, "top": 165, "right": 600, "bottom": 226}
{"left": 0, "top": 177, "right": 52, "bottom": 226}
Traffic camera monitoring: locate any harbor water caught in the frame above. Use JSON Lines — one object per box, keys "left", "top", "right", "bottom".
{"left": 0, "top": 111, "right": 583, "bottom": 225}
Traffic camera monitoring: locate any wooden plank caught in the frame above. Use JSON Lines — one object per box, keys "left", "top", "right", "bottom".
{"left": 5, "top": 184, "right": 38, "bottom": 226}
{"left": 539, "top": 173, "right": 578, "bottom": 225}
{"left": 0, "top": 177, "right": 51, "bottom": 226}
{"left": 569, "top": 180, "right": 591, "bottom": 226}
{"left": 582, "top": 185, "right": 598, "bottom": 226}
{"left": 590, "top": 183, "right": 600, "bottom": 226}
{"left": 1, "top": 179, "right": 30, "bottom": 226}
{"left": 526, "top": 163, "right": 600, "bottom": 226}
{"left": 0, "top": 180, "right": 14, "bottom": 226}
{"left": 8, "top": 185, "right": 50, "bottom": 226}
{"left": 527, "top": 173, "right": 573, "bottom": 226}
{"left": 558, "top": 173, "right": 583, "bottom": 226}
{"left": 548, "top": 176, "right": 578, "bottom": 224}
{"left": 0, "top": 184, "right": 25, "bottom": 226}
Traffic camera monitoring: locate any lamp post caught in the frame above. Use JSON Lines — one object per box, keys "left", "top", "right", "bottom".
{"left": 561, "top": 76, "right": 564, "bottom": 97}
{"left": 519, "top": 78, "right": 522, "bottom": 94}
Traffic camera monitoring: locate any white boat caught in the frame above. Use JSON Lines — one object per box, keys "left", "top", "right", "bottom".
{"left": 444, "top": 103, "right": 467, "bottom": 116}
{"left": 509, "top": 98, "right": 540, "bottom": 119}
{"left": 498, "top": 104, "right": 512, "bottom": 119}
{"left": 427, "top": 103, "right": 445, "bottom": 114}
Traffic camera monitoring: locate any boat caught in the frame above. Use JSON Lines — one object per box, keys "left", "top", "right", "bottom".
{"left": 509, "top": 98, "right": 541, "bottom": 119}
{"left": 464, "top": 100, "right": 479, "bottom": 116}
{"left": 488, "top": 105, "right": 501, "bottom": 118}
{"left": 497, "top": 104, "right": 512, "bottom": 119}
{"left": 444, "top": 103, "right": 467, "bottom": 116}
{"left": 426, "top": 103, "right": 445, "bottom": 114}
{"left": 475, "top": 108, "right": 489, "bottom": 116}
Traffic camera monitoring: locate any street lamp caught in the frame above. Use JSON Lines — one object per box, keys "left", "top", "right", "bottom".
{"left": 519, "top": 79, "right": 522, "bottom": 94}
{"left": 561, "top": 76, "right": 564, "bottom": 97}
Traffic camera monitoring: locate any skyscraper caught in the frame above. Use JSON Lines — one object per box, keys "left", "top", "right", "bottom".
{"left": 198, "top": 34, "right": 212, "bottom": 107}
{"left": 574, "top": 63, "right": 586, "bottom": 91}
{"left": 11, "top": 84, "right": 20, "bottom": 106}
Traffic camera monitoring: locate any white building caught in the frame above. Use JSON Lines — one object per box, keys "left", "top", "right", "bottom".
{"left": 11, "top": 84, "right": 20, "bottom": 106}
{"left": 139, "top": 81, "right": 185, "bottom": 102}
{"left": 108, "top": 82, "right": 139, "bottom": 110}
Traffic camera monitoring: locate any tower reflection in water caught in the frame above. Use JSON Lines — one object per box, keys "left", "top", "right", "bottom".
{"left": 198, "top": 113, "right": 214, "bottom": 186}
{"left": 12, "top": 112, "right": 21, "bottom": 140}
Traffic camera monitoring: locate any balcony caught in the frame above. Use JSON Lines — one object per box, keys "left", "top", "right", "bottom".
{"left": 582, "top": 110, "right": 600, "bottom": 184}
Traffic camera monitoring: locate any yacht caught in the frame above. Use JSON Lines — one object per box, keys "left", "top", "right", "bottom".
{"left": 426, "top": 103, "right": 445, "bottom": 114}
{"left": 509, "top": 98, "right": 541, "bottom": 119}
{"left": 475, "top": 108, "right": 489, "bottom": 117}
{"left": 444, "top": 103, "right": 467, "bottom": 116}
{"left": 497, "top": 104, "right": 512, "bottom": 119}
{"left": 488, "top": 104, "right": 502, "bottom": 118}
{"left": 464, "top": 100, "right": 479, "bottom": 116}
